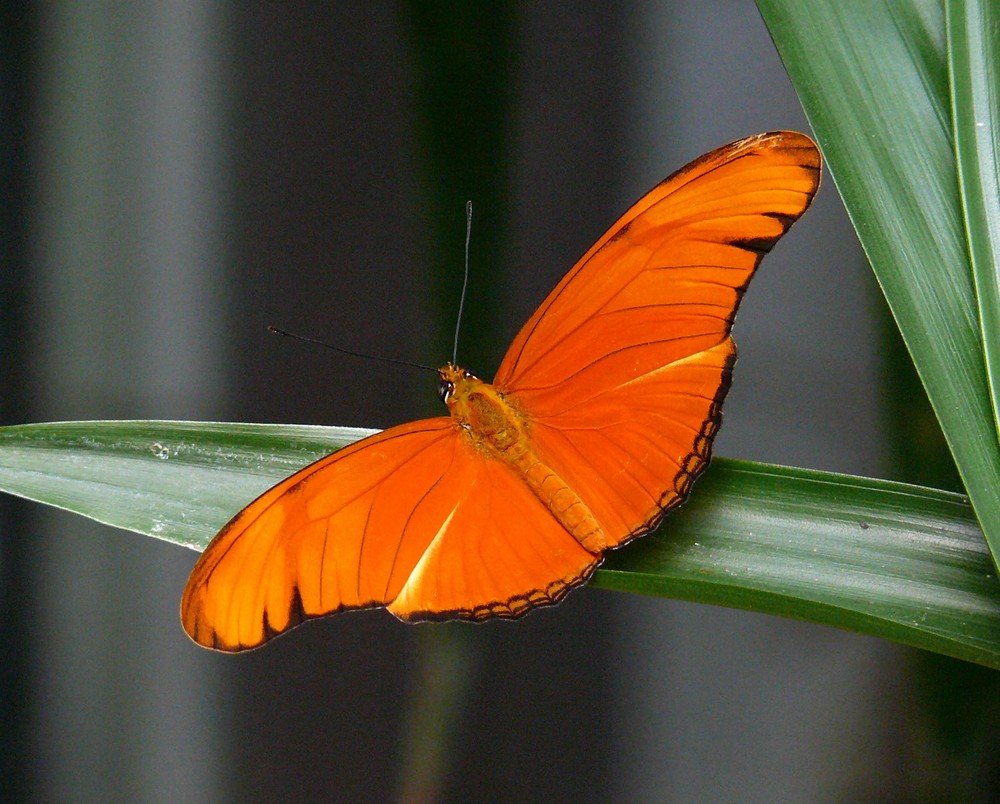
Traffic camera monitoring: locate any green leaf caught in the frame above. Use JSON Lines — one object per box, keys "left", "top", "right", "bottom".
{"left": 758, "top": 1, "right": 1000, "bottom": 565}
{"left": 595, "top": 461, "right": 999, "bottom": 669}
{"left": 2, "top": 420, "right": 999, "bottom": 668}
{"left": 0, "top": 420, "right": 375, "bottom": 550}
{"left": 948, "top": 0, "right": 1000, "bottom": 441}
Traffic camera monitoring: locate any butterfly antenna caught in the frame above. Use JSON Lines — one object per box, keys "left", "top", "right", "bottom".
{"left": 452, "top": 200, "right": 473, "bottom": 366}
{"left": 267, "top": 326, "right": 437, "bottom": 373}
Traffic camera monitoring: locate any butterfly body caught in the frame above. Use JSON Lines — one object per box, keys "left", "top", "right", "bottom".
{"left": 440, "top": 363, "right": 607, "bottom": 553}
{"left": 182, "top": 131, "right": 822, "bottom": 651}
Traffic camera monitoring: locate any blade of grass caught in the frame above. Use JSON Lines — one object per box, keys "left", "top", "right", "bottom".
{"left": 759, "top": 1, "right": 1000, "bottom": 562}
{"left": 1, "top": 420, "right": 998, "bottom": 667}
{"left": 948, "top": 0, "right": 1000, "bottom": 444}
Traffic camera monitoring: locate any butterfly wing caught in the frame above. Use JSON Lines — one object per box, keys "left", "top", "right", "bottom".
{"left": 493, "top": 131, "right": 821, "bottom": 547}
{"left": 181, "top": 418, "right": 598, "bottom": 650}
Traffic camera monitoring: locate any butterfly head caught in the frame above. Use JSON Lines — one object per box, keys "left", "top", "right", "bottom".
{"left": 437, "top": 363, "right": 480, "bottom": 406}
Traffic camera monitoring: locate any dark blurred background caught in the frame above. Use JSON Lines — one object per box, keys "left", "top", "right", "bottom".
{"left": 3, "top": 3, "right": 995, "bottom": 801}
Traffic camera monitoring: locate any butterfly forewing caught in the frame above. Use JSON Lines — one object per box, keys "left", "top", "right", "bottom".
{"left": 183, "top": 419, "right": 456, "bottom": 649}
{"left": 182, "top": 418, "right": 600, "bottom": 650}
{"left": 494, "top": 131, "right": 821, "bottom": 392}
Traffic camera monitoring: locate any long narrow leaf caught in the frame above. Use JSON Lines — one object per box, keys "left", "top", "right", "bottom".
{"left": 596, "top": 462, "right": 998, "bottom": 669}
{"left": 0, "top": 420, "right": 374, "bottom": 549}
{"left": 1, "top": 420, "right": 998, "bottom": 667}
{"left": 759, "top": 1, "right": 1000, "bottom": 563}
{"left": 948, "top": 0, "right": 1000, "bottom": 443}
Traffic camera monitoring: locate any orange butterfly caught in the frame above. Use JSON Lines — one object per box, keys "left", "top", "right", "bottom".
{"left": 182, "top": 131, "right": 821, "bottom": 651}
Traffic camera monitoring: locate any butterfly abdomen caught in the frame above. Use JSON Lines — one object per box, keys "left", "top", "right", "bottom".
{"left": 515, "top": 455, "right": 606, "bottom": 554}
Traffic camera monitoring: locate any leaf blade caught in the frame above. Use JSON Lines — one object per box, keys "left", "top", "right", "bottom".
{"left": 948, "top": 0, "right": 1000, "bottom": 444}
{"left": 2, "top": 420, "right": 999, "bottom": 667}
{"left": 758, "top": 0, "right": 1000, "bottom": 564}
{"left": 595, "top": 461, "right": 999, "bottom": 669}
{"left": 0, "top": 420, "right": 375, "bottom": 549}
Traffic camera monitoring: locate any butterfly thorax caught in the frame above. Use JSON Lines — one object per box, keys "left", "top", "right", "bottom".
{"left": 438, "top": 363, "right": 526, "bottom": 457}
{"left": 438, "top": 363, "right": 606, "bottom": 553}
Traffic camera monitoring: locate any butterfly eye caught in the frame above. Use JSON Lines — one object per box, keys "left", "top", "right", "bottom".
{"left": 437, "top": 379, "right": 455, "bottom": 404}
